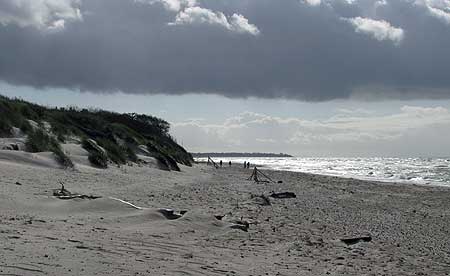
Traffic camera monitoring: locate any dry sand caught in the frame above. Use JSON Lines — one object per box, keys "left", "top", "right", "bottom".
{"left": 1, "top": 153, "right": 450, "bottom": 275}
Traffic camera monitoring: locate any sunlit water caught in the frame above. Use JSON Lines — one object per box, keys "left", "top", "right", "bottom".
{"left": 196, "top": 157, "right": 450, "bottom": 187}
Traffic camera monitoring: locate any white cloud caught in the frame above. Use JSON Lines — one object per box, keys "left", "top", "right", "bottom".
{"left": 170, "top": 7, "right": 260, "bottom": 35}
{"left": 303, "top": 0, "right": 359, "bottom": 6}
{"left": 0, "top": 0, "right": 82, "bottom": 30}
{"left": 143, "top": 0, "right": 260, "bottom": 35}
{"left": 343, "top": 17, "right": 404, "bottom": 44}
{"left": 171, "top": 107, "right": 450, "bottom": 156}
{"left": 170, "top": 7, "right": 228, "bottom": 27}
{"left": 428, "top": 7, "right": 450, "bottom": 24}
{"left": 141, "top": 0, "right": 197, "bottom": 12}
{"left": 229, "top": 13, "right": 260, "bottom": 35}
{"left": 375, "top": 0, "right": 388, "bottom": 7}
{"left": 336, "top": 108, "right": 375, "bottom": 115}
{"left": 414, "top": 0, "right": 450, "bottom": 24}
{"left": 427, "top": 5, "right": 450, "bottom": 23}
{"left": 48, "top": 19, "right": 66, "bottom": 31}
{"left": 303, "top": 0, "right": 322, "bottom": 6}
{"left": 419, "top": 0, "right": 450, "bottom": 10}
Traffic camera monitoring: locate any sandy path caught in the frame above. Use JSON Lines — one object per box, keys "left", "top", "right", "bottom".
{"left": 1, "top": 159, "right": 450, "bottom": 275}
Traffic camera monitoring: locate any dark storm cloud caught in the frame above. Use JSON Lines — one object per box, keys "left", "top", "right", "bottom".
{"left": 1, "top": 0, "right": 450, "bottom": 101}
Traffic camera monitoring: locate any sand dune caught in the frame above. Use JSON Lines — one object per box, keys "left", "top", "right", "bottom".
{"left": 1, "top": 158, "right": 450, "bottom": 275}
{"left": 0, "top": 150, "right": 60, "bottom": 169}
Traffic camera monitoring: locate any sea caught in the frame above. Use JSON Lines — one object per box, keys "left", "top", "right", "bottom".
{"left": 196, "top": 157, "right": 450, "bottom": 187}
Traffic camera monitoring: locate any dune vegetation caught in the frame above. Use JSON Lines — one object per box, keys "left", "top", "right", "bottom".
{"left": 0, "top": 95, "right": 192, "bottom": 170}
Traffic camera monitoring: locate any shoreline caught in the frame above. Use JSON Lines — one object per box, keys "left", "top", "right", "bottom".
{"left": 196, "top": 160, "right": 450, "bottom": 190}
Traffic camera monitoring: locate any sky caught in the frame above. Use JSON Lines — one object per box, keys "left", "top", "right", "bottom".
{"left": 1, "top": 0, "right": 450, "bottom": 157}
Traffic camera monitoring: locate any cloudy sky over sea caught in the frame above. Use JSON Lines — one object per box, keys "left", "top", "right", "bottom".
{"left": 2, "top": 0, "right": 450, "bottom": 156}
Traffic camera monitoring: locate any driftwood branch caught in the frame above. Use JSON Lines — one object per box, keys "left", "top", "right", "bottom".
{"left": 247, "top": 167, "right": 274, "bottom": 183}
{"left": 207, "top": 156, "right": 219, "bottom": 169}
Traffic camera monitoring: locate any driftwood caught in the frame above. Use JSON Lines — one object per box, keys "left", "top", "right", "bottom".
{"left": 56, "top": 194, "right": 102, "bottom": 200}
{"left": 53, "top": 184, "right": 101, "bottom": 200}
{"left": 340, "top": 236, "right": 372, "bottom": 245}
{"left": 53, "top": 183, "right": 71, "bottom": 197}
{"left": 229, "top": 219, "right": 250, "bottom": 232}
{"left": 247, "top": 167, "right": 275, "bottom": 183}
{"left": 213, "top": 215, "right": 250, "bottom": 232}
{"left": 270, "top": 192, "right": 297, "bottom": 199}
{"left": 207, "top": 156, "right": 219, "bottom": 169}
{"left": 214, "top": 215, "right": 225, "bottom": 221}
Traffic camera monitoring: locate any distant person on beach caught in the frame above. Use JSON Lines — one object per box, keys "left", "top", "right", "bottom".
{"left": 247, "top": 162, "right": 250, "bottom": 169}
{"left": 220, "top": 160, "right": 223, "bottom": 167}
{"left": 229, "top": 161, "right": 232, "bottom": 167}
{"left": 244, "top": 161, "right": 247, "bottom": 168}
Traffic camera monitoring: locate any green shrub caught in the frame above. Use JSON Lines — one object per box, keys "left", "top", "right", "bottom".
{"left": 26, "top": 129, "right": 52, "bottom": 153}
{"left": 97, "top": 139, "right": 127, "bottom": 165}
{"left": 19, "top": 104, "right": 38, "bottom": 120}
{"left": 0, "top": 117, "right": 12, "bottom": 137}
{"left": 126, "top": 146, "right": 138, "bottom": 163}
{"left": 19, "top": 119, "right": 33, "bottom": 134}
{"left": 146, "top": 143, "right": 181, "bottom": 171}
{"left": 82, "top": 138, "right": 109, "bottom": 168}
{"left": 25, "top": 129, "right": 73, "bottom": 168}
{"left": 81, "top": 138, "right": 98, "bottom": 152}
{"left": 52, "top": 143, "right": 74, "bottom": 169}
{"left": 88, "top": 151, "right": 108, "bottom": 168}
{"left": 164, "top": 154, "right": 180, "bottom": 171}
{"left": 49, "top": 121, "right": 68, "bottom": 142}
{"left": 154, "top": 154, "right": 170, "bottom": 171}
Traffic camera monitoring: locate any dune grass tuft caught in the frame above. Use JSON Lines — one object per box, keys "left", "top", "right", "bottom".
{"left": 25, "top": 129, "right": 74, "bottom": 168}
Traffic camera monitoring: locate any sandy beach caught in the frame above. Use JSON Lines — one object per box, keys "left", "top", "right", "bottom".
{"left": 1, "top": 156, "right": 450, "bottom": 276}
